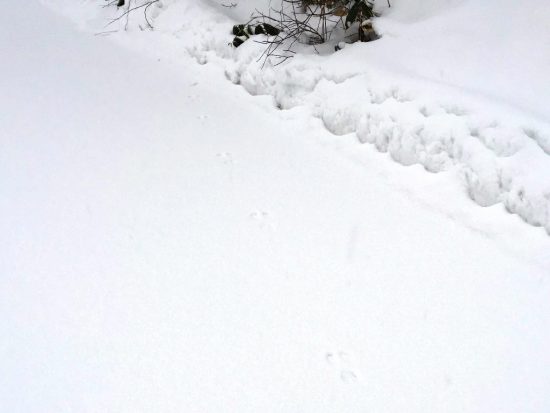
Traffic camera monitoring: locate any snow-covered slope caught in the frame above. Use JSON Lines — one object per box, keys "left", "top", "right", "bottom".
{"left": 2, "top": 1, "right": 550, "bottom": 412}
{"left": 377, "top": 0, "right": 550, "bottom": 119}
{"left": 44, "top": 0, "right": 550, "bottom": 234}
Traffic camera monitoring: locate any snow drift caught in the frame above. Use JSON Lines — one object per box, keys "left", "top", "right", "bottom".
{"left": 42, "top": 0, "right": 550, "bottom": 234}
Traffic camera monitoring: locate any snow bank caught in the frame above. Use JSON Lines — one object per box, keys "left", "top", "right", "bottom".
{"left": 41, "top": 0, "right": 550, "bottom": 234}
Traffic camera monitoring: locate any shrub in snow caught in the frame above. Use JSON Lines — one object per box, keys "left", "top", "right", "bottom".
{"left": 234, "top": 0, "right": 383, "bottom": 63}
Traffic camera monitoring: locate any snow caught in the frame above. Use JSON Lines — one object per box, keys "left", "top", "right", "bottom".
{"left": 62, "top": 0, "right": 550, "bottom": 234}
{"left": 2, "top": 1, "right": 550, "bottom": 412}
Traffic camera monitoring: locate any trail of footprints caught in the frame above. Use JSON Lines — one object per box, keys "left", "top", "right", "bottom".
{"left": 180, "top": 27, "right": 550, "bottom": 232}
{"left": 367, "top": 86, "right": 550, "bottom": 161}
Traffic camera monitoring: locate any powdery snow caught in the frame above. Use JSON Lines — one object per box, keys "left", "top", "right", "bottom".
{"left": 2, "top": 1, "right": 550, "bottom": 413}
{"left": 50, "top": 0, "right": 550, "bottom": 234}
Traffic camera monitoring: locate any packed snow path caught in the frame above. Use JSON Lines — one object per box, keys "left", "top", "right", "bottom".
{"left": 1, "top": 2, "right": 550, "bottom": 413}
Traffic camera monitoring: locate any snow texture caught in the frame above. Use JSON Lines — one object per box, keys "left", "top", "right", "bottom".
{"left": 48, "top": 0, "right": 550, "bottom": 234}
{"left": 2, "top": 1, "right": 550, "bottom": 413}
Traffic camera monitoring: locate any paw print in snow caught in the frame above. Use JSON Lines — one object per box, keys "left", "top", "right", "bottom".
{"left": 249, "top": 210, "right": 268, "bottom": 222}
{"left": 325, "top": 351, "right": 358, "bottom": 384}
{"left": 248, "top": 210, "right": 275, "bottom": 230}
{"left": 216, "top": 152, "right": 233, "bottom": 165}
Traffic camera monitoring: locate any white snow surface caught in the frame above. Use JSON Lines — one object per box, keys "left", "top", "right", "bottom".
{"left": 2, "top": 1, "right": 550, "bottom": 412}
{"left": 48, "top": 0, "right": 550, "bottom": 234}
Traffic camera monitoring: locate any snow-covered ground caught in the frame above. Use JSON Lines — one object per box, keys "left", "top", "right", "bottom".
{"left": 58, "top": 0, "right": 550, "bottom": 234}
{"left": 2, "top": 1, "right": 550, "bottom": 412}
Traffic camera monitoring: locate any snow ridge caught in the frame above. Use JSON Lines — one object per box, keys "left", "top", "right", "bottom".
{"left": 43, "top": 0, "right": 550, "bottom": 234}
{"left": 182, "top": 0, "right": 550, "bottom": 234}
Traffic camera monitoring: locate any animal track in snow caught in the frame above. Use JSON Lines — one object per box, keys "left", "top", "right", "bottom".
{"left": 216, "top": 152, "right": 233, "bottom": 165}
{"left": 469, "top": 125, "right": 525, "bottom": 157}
{"left": 216, "top": 152, "right": 234, "bottom": 183}
{"left": 174, "top": 0, "right": 550, "bottom": 235}
{"left": 248, "top": 210, "right": 276, "bottom": 230}
{"left": 325, "top": 351, "right": 358, "bottom": 384}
